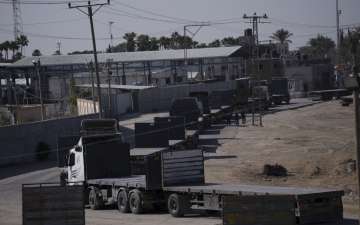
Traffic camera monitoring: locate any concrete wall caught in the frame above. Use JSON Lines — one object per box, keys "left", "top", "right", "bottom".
{"left": 101, "top": 93, "right": 132, "bottom": 118}
{"left": 77, "top": 98, "right": 99, "bottom": 116}
{"left": 137, "top": 81, "right": 236, "bottom": 113}
{"left": 0, "top": 114, "right": 98, "bottom": 166}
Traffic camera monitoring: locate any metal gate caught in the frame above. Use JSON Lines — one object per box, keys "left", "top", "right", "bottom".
{"left": 22, "top": 183, "right": 85, "bottom": 225}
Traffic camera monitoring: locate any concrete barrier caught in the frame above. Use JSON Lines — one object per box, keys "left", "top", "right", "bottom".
{"left": 0, "top": 114, "right": 98, "bottom": 166}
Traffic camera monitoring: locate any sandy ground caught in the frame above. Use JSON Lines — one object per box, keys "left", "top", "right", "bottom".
{"left": 0, "top": 99, "right": 359, "bottom": 225}
{"left": 203, "top": 100, "right": 358, "bottom": 215}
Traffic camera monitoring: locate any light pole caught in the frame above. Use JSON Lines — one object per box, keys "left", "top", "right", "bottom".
{"left": 32, "top": 59, "right": 45, "bottom": 120}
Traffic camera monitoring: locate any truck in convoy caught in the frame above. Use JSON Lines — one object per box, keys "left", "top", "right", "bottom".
{"left": 270, "top": 77, "right": 291, "bottom": 105}
{"left": 59, "top": 119, "right": 344, "bottom": 224}
{"left": 249, "top": 79, "right": 271, "bottom": 110}
{"left": 169, "top": 97, "right": 203, "bottom": 129}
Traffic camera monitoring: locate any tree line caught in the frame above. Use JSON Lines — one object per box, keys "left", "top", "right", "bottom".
{"left": 107, "top": 31, "right": 253, "bottom": 53}
{"left": 105, "top": 29, "right": 351, "bottom": 62}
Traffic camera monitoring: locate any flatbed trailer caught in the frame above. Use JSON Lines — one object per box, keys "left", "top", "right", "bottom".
{"left": 82, "top": 147, "right": 343, "bottom": 224}
{"left": 59, "top": 119, "right": 344, "bottom": 224}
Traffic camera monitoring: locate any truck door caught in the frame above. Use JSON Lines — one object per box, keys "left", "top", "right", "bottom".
{"left": 68, "top": 148, "right": 85, "bottom": 183}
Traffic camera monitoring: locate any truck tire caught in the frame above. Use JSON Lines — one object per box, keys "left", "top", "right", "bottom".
{"left": 167, "top": 193, "right": 189, "bottom": 217}
{"left": 89, "top": 188, "right": 104, "bottom": 210}
{"left": 117, "top": 190, "right": 130, "bottom": 213}
{"left": 129, "top": 190, "right": 143, "bottom": 214}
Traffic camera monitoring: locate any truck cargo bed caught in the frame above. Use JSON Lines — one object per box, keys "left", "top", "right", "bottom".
{"left": 162, "top": 183, "right": 343, "bottom": 197}
{"left": 87, "top": 175, "right": 147, "bottom": 188}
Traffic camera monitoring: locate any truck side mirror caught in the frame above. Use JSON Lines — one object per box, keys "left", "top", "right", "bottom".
{"left": 75, "top": 146, "right": 82, "bottom": 152}
{"left": 69, "top": 153, "right": 75, "bottom": 167}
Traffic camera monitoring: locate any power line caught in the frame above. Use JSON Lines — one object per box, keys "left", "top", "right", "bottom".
{"left": 103, "top": 7, "right": 189, "bottom": 25}
{"left": 0, "top": 0, "right": 98, "bottom": 5}
{"left": 0, "top": 18, "right": 86, "bottom": 27}
{"left": 111, "top": 0, "right": 199, "bottom": 24}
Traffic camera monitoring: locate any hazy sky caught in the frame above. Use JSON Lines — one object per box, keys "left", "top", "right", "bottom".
{"left": 0, "top": 0, "right": 359, "bottom": 56}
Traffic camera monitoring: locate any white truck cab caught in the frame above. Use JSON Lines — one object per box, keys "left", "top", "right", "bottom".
{"left": 61, "top": 119, "right": 124, "bottom": 184}
{"left": 67, "top": 139, "right": 85, "bottom": 183}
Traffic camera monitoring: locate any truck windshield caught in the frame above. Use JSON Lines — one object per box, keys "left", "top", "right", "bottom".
{"left": 82, "top": 134, "right": 121, "bottom": 145}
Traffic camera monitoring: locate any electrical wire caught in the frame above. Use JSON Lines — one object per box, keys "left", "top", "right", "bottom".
{"left": 0, "top": 27, "right": 118, "bottom": 40}
{"left": 0, "top": 18, "right": 86, "bottom": 27}
{"left": 111, "top": 0, "right": 199, "bottom": 24}
{"left": 103, "top": 7, "right": 189, "bottom": 25}
{"left": 0, "top": 0, "right": 99, "bottom": 5}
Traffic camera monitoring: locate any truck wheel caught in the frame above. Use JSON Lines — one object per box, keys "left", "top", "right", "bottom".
{"left": 167, "top": 193, "right": 188, "bottom": 217}
{"left": 117, "top": 190, "right": 130, "bottom": 213}
{"left": 129, "top": 190, "right": 143, "bottom": 214}
{"left": 89, "top": 188, "right": 104, "bottom": 210}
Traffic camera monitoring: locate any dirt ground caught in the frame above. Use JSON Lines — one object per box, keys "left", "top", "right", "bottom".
{"left": 203, "top": 100, "right": 357, "bottom": 212}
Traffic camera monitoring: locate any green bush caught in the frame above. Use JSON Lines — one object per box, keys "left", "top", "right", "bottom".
{"left": 36, "top": 142, "right": 50, "bottom": 161}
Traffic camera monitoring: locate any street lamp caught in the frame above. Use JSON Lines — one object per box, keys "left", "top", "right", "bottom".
{"left": 32, "top": 58, "right": 45, "bottom": 120}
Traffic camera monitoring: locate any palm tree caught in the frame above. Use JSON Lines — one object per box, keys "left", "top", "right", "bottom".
{"left": 308, "top": 35, "right": 335, "bottom": 59}
{"left": 9, "top": 41, "right": 19, "bottom": 59}
{"left": 3, "top": 41, "right": 10, "bottom": 60}
{"left": 270, "top": 29, "right": 293, "bottom": 44}
{"left": 0, "top": 43, "right": 4, "bottom": 61}
{"left": 136, "top": 34, "right": 150, "bottom": 51}
{"left": 170, "top": 32, "right": 182, "bottom": 49}
{"left": 149, "top": 37, "right": 159, "bottom": 51}
{"left": 16, "top": 35, "right": 29, "bottom": 55}
{"left": 123, "top": 32, "right": 137, "bottom": 52}
{"left": 159, "top": 36, "right": 170, "bottom": 50}
{"left": 270, "top": 29, "right": 293, "bottom": 58}
{"left": 32, "top": 49, "right": 42, "bottom": 56}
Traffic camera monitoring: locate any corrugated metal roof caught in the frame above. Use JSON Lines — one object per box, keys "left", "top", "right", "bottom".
{"left": 11, "top": 46, "right": 242, "bottom": 68}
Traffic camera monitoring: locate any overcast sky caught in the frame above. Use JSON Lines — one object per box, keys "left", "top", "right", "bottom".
{"left": 0, "top": 0, "right": 359, "bottom": 56}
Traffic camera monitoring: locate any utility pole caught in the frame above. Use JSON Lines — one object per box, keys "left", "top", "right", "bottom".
{"left": 336, "top": 0, "right": 341, "bottom": 48}
{"left": 109, "top": 21, "right": 114, "bottom": 52}
{"left": 68, "top": 0, "right": 110, "bottom": 118}
{"left": 350, "top": 31, "right": 360, "bottom": 221}
{"left": 88, "top": 61, "right": 97, "bottom": 113}
{"left": 243, "top": 13, "right": 269, "bottom": 79}
{"left": 32, "top": 59, "right": 45, "bottom": 120}
{"left": 183, "top": 23, "right": 210, "bottom": 82}
{"left": 243, "top": 13, "right": 269, "bottom": 46}
{"left": 56, "top": 40, "right": 61, "bottom": 55}
{"left": 346, "top": 29, "right": 360, "bottom": 221}
{"left": 106, "top": 59, "right": 113, "bottom": 117}
{"left": 336, "top": 0, "right": 342, "bottom": 64}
